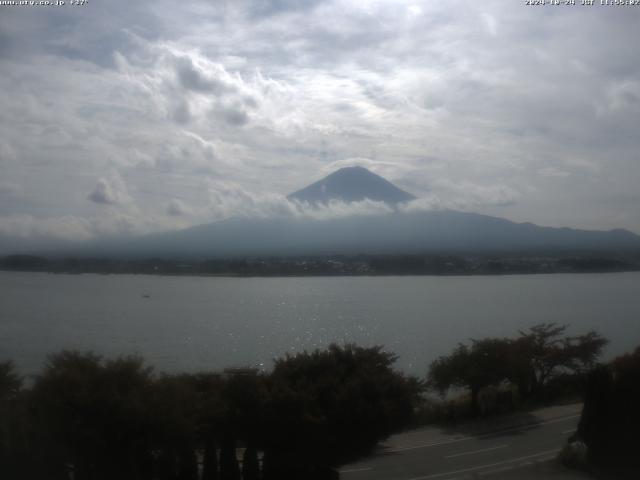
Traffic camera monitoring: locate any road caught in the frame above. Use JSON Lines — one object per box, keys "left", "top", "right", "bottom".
{"left": 339, "top": 404, "right": 588, "bottom": 480}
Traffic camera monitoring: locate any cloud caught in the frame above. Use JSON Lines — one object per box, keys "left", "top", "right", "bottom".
{"left": 0, "top": 182, "right": 21, "bottom": 198}
{"left": 0, "top": 214, "right": 94, "bottom": 242}
{"left": 175, "top": 56, "right": 237, "bottom": 94}
{"left": 204, "top": 180, "right": 395, "bottom": 222}
{"left": 0, "top": 141, "right": 16, "bottom": 162}
{"left": 88, "top": 175, "right": 130, "bottom": 205}
{"left": 88, "top": 180, "right": 118, "bottom": 205}
{"left": 0, "top": 0, "right": 640, "bottom": 240}
{"left": 0, "top": 187, "right": 397, "bottom": 248}
{"left": 170, "top": 98, "right": 192, "bottom": 124}
{"left": 427, "top": 180, "right": 523, "bottom": 209}
{"left": 400, "top": 196, "right": 444, "bottom": 213}
{"left": 217, "top": 105, "right": 251, "bottom": 126}
{"left": 301, "top": 198, "right": 393, "bottom": 220}
{"left": 247, "top": 0, "right": 325, "bottom": 18}
{"left": 481, "top": 12, "right": 498, "bottom": 36}
{"left": 166, "top": 199, "right": 190, "bottom": 216}
{"left": 538, "top": 167, "right": 570, "bottom": 178}
{"left": 603, "top": 80, "right": 640, "bottom": 113}
{"left": 0, "top": 209, "right": 193, "bottom": 248}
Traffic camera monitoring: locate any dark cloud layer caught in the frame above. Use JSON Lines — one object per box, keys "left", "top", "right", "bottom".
{"left": 1, "top": 0, "right": 639, "bottom": 242}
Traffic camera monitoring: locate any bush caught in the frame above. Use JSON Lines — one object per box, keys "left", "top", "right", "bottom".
{"left": 558, "top": 440, "right": 588, "bottom": 470}
{"left": 264, "top": 344, "right": 424, "bottom": 466}
{"left": 576, "top": 347, "right": 640, "bottom": 470}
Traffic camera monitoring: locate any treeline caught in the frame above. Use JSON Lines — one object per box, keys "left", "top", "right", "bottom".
{"left": 0, "top": 345, "right": 421, "bottom": 480}
{"left": 1, "top": 253, "right": 638, "bottom": 276}
{"left": 0, "top": 325, "right": 631, "bottom": 478}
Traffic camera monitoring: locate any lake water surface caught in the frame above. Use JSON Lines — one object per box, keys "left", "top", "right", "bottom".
{"left": 1, "top": 271, "right": 639, "bottom": 376}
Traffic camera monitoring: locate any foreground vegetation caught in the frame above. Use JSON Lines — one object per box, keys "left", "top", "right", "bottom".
{"left": 0, "top": 344, "right": 421, "bottom": 480}
{"left": 427, "top": 323, "right": 607, "bottom": 416}
{"left": 573, "top": 346, "right": 640, "bottom": 474}
{"left": 1, "top": 324, "right": 636, "bottom": 479}
{"left": 427, "top": 325, "right": 640, "bottom": 475}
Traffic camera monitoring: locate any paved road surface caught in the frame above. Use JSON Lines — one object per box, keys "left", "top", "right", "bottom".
{"left": 339, "top": 404, "right": 588, "bottom": 480}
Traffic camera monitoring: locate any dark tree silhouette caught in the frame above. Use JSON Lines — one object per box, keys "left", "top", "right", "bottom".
{"left": 191, "top": 372, "right": 225, "bottom": 480}
{"left": 201, "top": 437, "right": 219, "bottom": 480}
{"left": 242, "top": 444, "right": 260, "bottom": 480}
{"left": 219, "top": 434, "right": 241, "bottom": 480}
{"left": 265, "top": 344, "right": 423, "bottom": 469}
{"left": 1, "top": 345, "right": 423, "bottom": 480}
{"left": 0, "top": 361, "right": 21, "bottom": 400}
{"left": 429, "top": 324, "right": 609, "bottom": 413}
{"left": 0, "top": 361, "right": 26, "bottom": 479}
{"left": 149, "top": 374, "right": 203, "bottom": 480}
{"left": 577, "top": 365, "right": 613, "bottom": 464}
{"left": 30, "top": 351, "right": 155, "bottom": 480}
{"left": 512, "top": 323, "right": 608, "bottom": 397}
{"left": 577, "top": 346, "right": 640, "bottom": 470}
{"left": 428, "top": 338, "right": 512, "bottom": 415}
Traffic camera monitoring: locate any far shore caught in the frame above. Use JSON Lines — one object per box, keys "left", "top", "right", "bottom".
{"left": 2, "top": 252, "right": 640, "bottom": 278}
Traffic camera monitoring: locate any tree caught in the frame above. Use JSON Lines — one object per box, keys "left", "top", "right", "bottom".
{"left": 577, "top": 346, "right": 640, "bottom": 470}
{"left": 201, "top": 437, "right": 219, "bottom": 480}
{"left": 0, "top": 361, "right": 25, "bottom": 479}
{"left": 30, "top": 351, "right": 155, "bottom": 480}
{"left": 218, "top": 434, "right": 240, "bottom": 480}
{"left": 428, "top": 338, "right": 512, "bottom": 415}
{"left": 512, "top": 323, "right": 608, "bottom": 397}
{"left": 0, "top": 361, "right": 21, "bottom": 400}
{"left": 149, "top": 374, "right": 203, "bottom": 480}
{"left": 264, "top": 344, "right": 423, "bottom": 468}
{"left": 428, "top": 324, "right": 609, "bottom": 413}
{"left": 242, "top": 444, "right": 260, "bottom": 480}
{"left": 192, "top": 373, "right": 225, "bottom": 480}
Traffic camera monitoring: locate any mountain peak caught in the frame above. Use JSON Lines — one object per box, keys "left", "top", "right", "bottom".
{"left": 288, "top": 166, "right": 416, "bottom": 205}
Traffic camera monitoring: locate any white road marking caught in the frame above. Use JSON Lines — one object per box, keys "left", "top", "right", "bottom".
{"left": 481, "top": 454, "right": 558, "bottom": 477}
{"left": 389, "top": 438, "right": 470, "bottom": 453}
{"left": 407, "top": 448, "right": 561, "bottom": 480}
{"left": 339, "top": 467, "right": 373, "bottom": 474}
{"left": 444, "top": 444, "right": 508, "bottom": 459}
{"left": 388, "top": 414, "right": 580, "bottom": 453}
{"left": 561, "top": 428, "right": 576, "bottom": 434}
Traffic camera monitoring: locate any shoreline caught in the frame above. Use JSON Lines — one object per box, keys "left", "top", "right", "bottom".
{"left": 2, "top": 267, "right": 639, "bottom": 278}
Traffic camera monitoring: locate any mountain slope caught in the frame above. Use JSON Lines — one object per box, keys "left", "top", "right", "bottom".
{"left": 5, "top": 167, "right": 640, "bottom": 259}
{"left": 288, "top": 166, "right": 416, "bottom": 205}
{"left": 76, "top": 210, "right": 640, "bottom": 259}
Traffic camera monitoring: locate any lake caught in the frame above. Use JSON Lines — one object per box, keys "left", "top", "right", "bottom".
{"left": 1, "top": 271, "right": 639, "bottom": 376}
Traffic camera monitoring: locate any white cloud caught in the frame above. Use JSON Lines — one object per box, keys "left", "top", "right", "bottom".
{"left": 88, "top": 174, "right": 130, "bottom": 205}
{"left": 481, "top": 13, "right": 498, "bottom": 36}
{"left": 429, "top": 180, "right": 523, "bottom": 209}
{"left": 0, "top": 214, "right": 94, "bottom": 242}
{"left": 204, "top": 180, "right": 397, "bottom": 222}
{"left": 166, "top": 199, "right": 191, "bottom": 216}
{"left": 0, "top": 0, "right": 639, "bottom": 241}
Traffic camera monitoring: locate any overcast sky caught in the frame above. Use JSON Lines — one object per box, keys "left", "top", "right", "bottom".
{"left": 1, "top": 0, "right": 639, "bottom": 244}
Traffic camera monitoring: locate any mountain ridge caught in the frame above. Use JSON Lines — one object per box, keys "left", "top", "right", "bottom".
{"left": 51, "top": 209, "right": 640, "bottom": 260}
{"left": 1, "top": 167, "right": 639, "bottom": 259}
